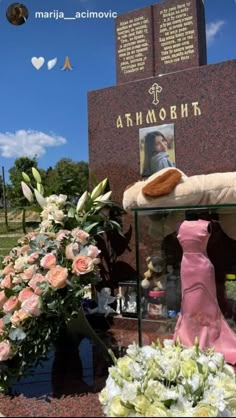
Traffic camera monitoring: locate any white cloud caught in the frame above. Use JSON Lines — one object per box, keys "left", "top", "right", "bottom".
{"left": 0, "top": 130, "right": 67, "bottom": 158}
{"left": 206, "top": 20, "right": 225, "bottom": 44}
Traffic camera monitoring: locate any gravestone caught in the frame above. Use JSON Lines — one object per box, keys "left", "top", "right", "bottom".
{"left": 116, "top": 0, "right": 206, "bottom": 84}
{"left": 88, "top": 0, "right": 236, "bottom": 278}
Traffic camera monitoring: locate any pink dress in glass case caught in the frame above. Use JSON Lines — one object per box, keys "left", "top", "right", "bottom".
{"left": 174, "top": 219, "right": 236, "bottom": 364}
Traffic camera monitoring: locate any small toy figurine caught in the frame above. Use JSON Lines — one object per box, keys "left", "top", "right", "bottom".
{"left": 88, "top": 287, "right": 116, "bottom": 317}
{"left": 141, "top": 254, "right": 167, "bottom": 291}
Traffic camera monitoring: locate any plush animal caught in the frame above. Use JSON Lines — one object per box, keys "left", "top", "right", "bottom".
{"left": 123, "top": 167, "right": 236, "bottom": 240}
{"left": 142, "top": 255, "right": 167, "bottom": 291}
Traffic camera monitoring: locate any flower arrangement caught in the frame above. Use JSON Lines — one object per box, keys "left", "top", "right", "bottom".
{"left": 99, "top": 339, "right": 236, "bottom": 417}
{"left": 0, "top": 168, "right": 123, "bottom": 393}
{"left": 21, "top": 167, "right": 131, "bottom": 286}
{"left": 0, "top": 226, "right": 102, "bottom": 393}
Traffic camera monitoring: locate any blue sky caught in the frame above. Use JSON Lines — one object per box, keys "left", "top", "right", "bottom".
{"left": 0, "top": 0, "right": 235, "bottom": 182}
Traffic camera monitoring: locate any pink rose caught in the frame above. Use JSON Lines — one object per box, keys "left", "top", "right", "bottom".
{"left": 0, "top": 319, "right": 4, "bottom": 335}
{"left": 3, "top": 296, "right": 19, "bottom": 314}
{"left": 71, "top": 228, "right": 89, "bottom": 244}
{"left": 2, "top": 255, "right": 12, "bottom": 265}
{"left": 0, "top": 275, "right": 12, "bottom": 289}
{"left": 17, "top": 236, "right": 26, "bottom": 244}
{"left": 27, "top": 252, "right": 39, "bottom": 264}
{"left": 10, "top": 309, "right": 29, "bottom": 327}
{"left": 56, "top": 230, "right": 70, "bottom": 241}
{"left": 12, "top": 276, "right": 23, "bottom": 285}
{"left": 40, "top": 253, "right": 57, "bottom": 270}
{"left": 0, "top": 291, "right": 8, "bottom": 308}
{"left": 25, "top": 232, "right": 37, "bottom": 241}
{"left": 46, "top": 266, "right": 68, "bottom": 289}
{"left": 10, "top": 246, "right": 21, "bottom": 257}
{"left": 18, "top": 287, "right": 34, "bottom": 303}
{"left": 65, "top": 243, "right": 79, "bottom": 260}
{"left": 40, "top": 220, "right": 53, "bottom": 231}
{"left": 20, "top": 244, "right": 30, "bottom": 255}
{"left": 29, "top": 274, "right": 47, "bottom": 295}
{"left": 87, "top": 245, "right": 101, "bottom": 259}
{"left": 1, "top": 263, "right": 14, "bottom": 276}
{"left": 20, "top": 265, "right": 37, "bottom": 281}
{"left": 72, "top": 255, "right": 94, "bottom": 275}
{"left": 0, "top": 340, "right": 12, "bottom": 361}
{"left": 21, "top": 294, "right": 41, "bottom": 317}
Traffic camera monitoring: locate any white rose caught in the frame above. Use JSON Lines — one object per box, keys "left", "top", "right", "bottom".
{"left": 57, "top": 194, "right": 67, "bottom": 205}
{"left": 46, "top": 195, "right": 58, "bottom": 204}
{"left": 52, "top": 210, "right": 65, "bottom": 223}
{"left": 41, "top": 208, "right": 50, "bottom": 220}
{"left": 47, "top": 204, "right": 57, "bottom": 213}
{"left": 14, "top": 256, "right": 27, "bottom": 272}
{"left": 105, "top": 375, "right": 122, "bottom": 398}
{"left": 211, "top": 352, "right": 225, "bottom": 369}
{"left": 141, "top": 345, "right": 160, "bottom": 359}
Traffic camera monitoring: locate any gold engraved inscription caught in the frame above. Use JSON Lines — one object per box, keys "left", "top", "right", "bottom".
{"left": 116, "top": 102, "right": 202, "bottom": 128}
{"left": 117, "top": 15, "right": 149, "bottom": 74}
{"left": 159, "top": 1, "right": 195, "bottom": 64}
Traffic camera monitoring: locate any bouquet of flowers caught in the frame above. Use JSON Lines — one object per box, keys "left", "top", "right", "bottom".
{"left": 0, "top": 168, "right": 122, "bottom": 393}
{"left": 0, "top": 226, "right": 103, "bottom": 392}
{"left": 99, "top": 339, "right": 236, "bottom": 417}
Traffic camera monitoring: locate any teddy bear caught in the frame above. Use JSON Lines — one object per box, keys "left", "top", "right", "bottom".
{"left": 141, "top": 254, "right": 167, "bottom": 291}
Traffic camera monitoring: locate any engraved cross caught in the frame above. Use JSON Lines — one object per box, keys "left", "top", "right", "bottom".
{"left": 148, "top": 83, "right": 162, "bottom": 105}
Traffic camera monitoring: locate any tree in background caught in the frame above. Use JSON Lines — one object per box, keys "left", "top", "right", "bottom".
{"left": 44, "top": 159, "right": 89, "bottom": 202}
{"left": 6, "top": 158, "right": 89, "bottom": 207}
{"left": 7, "top": 156, "right": 46, "bottom": 207}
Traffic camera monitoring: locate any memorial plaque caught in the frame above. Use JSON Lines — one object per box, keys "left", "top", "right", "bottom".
{"left": 88, "top": 59, "right": 236, "bottom": 269}
{"left": 153, "top": 0, "right": 206, "bottom": 75}
{"left": 116, "top": 7, "right": 154, "bottom": 84}
{"left": 116, "top": 0, "right": 206, "bottom": 83}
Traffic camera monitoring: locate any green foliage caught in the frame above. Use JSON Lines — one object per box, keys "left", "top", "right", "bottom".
{"left": 44, "top": 159, "right": 89, "bottom": 201}
{"left": 6, "top": 158, "right": 88, "bottom": 208}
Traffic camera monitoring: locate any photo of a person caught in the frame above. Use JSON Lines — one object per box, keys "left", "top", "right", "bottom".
{"left": 6, "top": 3, "right": 29, "bottom": 25}
{"left": 139, "top": 124, "right": 175, "bottom": 177}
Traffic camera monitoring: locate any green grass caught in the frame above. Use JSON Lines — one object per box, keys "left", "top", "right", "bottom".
{"left": 0, "top": 214, "right": 40, "bottom": 269}
{"left": 0, "top": 223, "right": 23, "bottom": 234}
{"left": 0, "top": 236, "right": 21, "bottom": 248}
{"left": 0, "top": 221, "right": 40, "bottom": 234}
{"left": 0, "top": 237, "right": 20, "bottom": 268}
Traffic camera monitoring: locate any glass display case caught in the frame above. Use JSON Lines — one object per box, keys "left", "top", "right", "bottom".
{"left": 132, "top": 204, "right": 236, "bottom": 345}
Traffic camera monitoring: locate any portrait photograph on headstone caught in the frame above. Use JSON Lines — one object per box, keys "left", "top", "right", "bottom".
{"left": 139, "top": 123, "right": 175, "bottom": 177}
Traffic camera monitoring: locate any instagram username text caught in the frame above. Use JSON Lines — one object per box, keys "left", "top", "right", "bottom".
{"left": 34, "top": 10, "right": 118, "bottom": 20}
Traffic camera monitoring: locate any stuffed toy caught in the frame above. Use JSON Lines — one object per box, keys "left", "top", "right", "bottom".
{"left": 141, "top": 255, "right": 167, "bottom": 291}
{"left": 123, "top": 167, "right": 236, "bottom": 240}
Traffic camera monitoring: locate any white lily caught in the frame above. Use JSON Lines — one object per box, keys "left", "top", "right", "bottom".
{"left": 21, "top": 181, "right": 34, "bottom": 203}
{"left": 76, "top": 191, "right": 88, "bottom": 213}
{"left": 34, "top": 189, "right": 46, "bottom": 208}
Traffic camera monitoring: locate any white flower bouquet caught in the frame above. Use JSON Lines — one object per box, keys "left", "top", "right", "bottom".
{"left": 99, "top": 338, "right": 236, "bottom": 417}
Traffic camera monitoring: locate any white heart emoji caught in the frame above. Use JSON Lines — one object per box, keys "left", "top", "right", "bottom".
{"left": 47, "top": 58, "right": 57, "bottom": 70}
{"left": 31, "top": 57, "right": 45, "bottom": 70}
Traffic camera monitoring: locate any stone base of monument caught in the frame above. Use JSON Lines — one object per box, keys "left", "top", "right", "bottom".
{"left": 110, "top": 314, "right": 176, "bottom": 345}
{"left": 10, "top": 314, "right": 175, "bottom": 398}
